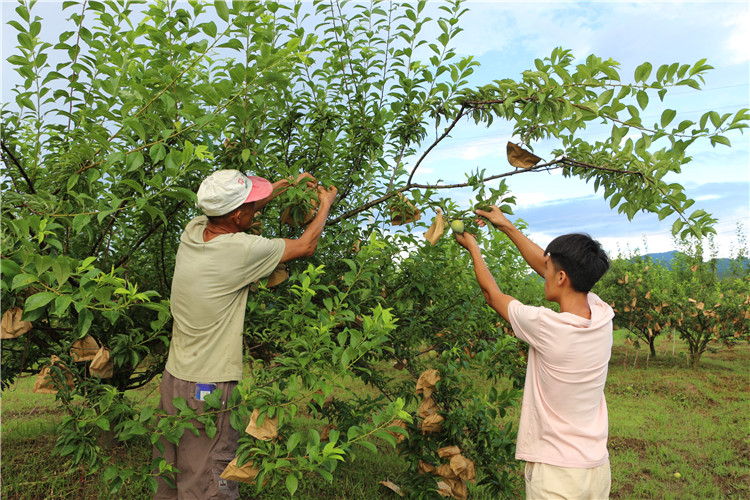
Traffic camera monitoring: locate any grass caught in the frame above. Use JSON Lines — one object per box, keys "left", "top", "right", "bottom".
{"left": 2, "top": 335, "right": 749, "bottom": 499}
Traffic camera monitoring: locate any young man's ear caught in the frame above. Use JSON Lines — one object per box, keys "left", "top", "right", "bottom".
{"left": 557, "top": 269, "right": 567, "bottom": 286}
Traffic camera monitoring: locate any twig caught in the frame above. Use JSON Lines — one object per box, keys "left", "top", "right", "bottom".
{"left": 406, "top": 103, "right": 469, "bottom": 186}
{"left": 115, "top": 202, "right": 185, "bottom": 268}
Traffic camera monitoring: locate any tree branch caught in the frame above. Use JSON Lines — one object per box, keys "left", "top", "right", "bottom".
{"left": 406, "top": 103, "right": 469, "bottom": 186}
{"left": 115, "top": 201, "right": 185, "bottom": 269}
{"left": 1, "top": 139, "right": 36, "bottom": 194}
{"left": 330, "top": 155, "right": 659, "bottom": 225}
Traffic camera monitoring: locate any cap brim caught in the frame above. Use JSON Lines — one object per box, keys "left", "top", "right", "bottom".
{"left": 243, "top": 176, "right": 273, "bottom": 203}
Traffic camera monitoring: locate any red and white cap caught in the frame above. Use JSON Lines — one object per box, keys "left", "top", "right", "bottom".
{"left": 196, "top": 169, "right": 273, "bottom": 216}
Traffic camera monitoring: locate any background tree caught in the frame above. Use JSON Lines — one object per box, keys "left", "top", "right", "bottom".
{"left": 595, "top": 255, "right": 672, "bottom": 357}
{"left": 596, "top": 237, "right": 750, "bottom": 368}
{"left": 660, "top": 239, "right": 750, "bottom": 368}
{"left": 2, "top": 0, "right": 748, "bottom": 496}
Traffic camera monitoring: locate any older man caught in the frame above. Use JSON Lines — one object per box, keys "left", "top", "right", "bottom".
{"left": 154, "top": 169, "right": 337, "bottom": 499}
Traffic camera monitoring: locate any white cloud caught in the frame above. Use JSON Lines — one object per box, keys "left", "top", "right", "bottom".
{"left": 515, "top": 192, "right": 553, "bottom": 208}
{"left": 695, "top": 194, "right": 722, "bottom": 202}
{"left": 723, "top": 7, "right": 750, "bottom": 64}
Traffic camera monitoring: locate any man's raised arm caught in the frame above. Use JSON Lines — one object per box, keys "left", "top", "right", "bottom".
{"left": 280, "top": 184, "right": 337, "bottom": 263}
{"left": 476, "top": 206, "right": 547, "bottom": 277}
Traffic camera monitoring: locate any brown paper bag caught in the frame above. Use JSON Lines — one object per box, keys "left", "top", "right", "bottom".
{"left": 220, "top": 457, "right": 259, "bottom": 483}
{"left": 435, "top": 481, "right": 453, "bottom": 497}
{"left": 418, "top": 460, "right": 436, "bottom": 475}
{"left": 33, "top": 355, "right": 75, "bottom": 394}
{"left": 1, "top": 307, "right": 32, "bottom": 339}
{"left": 445, "top": 477, "right": 468, "bottom": 500}
{"left": 90, "top": 347, "right": 114, "bottom": 378}
{"left": 450, "top": 454, "right": 476, "bottom": 481}
{"left": 246, "top": 409, "right": 278, "bottom": 441}
{"left": 390, "top": 194, "right": 421, "bottom": 225}
{"left": 416, "top": 369, "right": 441, "bottom": 398}
{"left": 379, "top": 480, "right": 404, "bottom": 497}
{"left": 507, "top": 142, "right": 541, "bottom": 169}
{"left": 424, "top": 209, "right": 446, "bottom": 245}
{"left": 70, "top": 336, "right": 100, "bottom": 362}
{"left": 418, "top": 396, "right": 438, "bottom": 418}
{"left": 266, "top": 263, "right": 289, "bottom": 287}
{"left": 420, "top": 413, "right": 444, "bottom": 434}
{"left": 437, "top": 445, "right": 461, "bottom": 459}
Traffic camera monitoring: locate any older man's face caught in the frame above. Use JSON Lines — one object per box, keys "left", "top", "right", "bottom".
{"left": 235, "top": 202, "right": 257, "bottom": 232}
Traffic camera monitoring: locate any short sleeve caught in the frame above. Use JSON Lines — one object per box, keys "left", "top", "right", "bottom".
{"left": 507, "top": 299, "right": 545, "bottom": 349}
{"left": 238, "top": 236, "right": 285, "bottom": 285}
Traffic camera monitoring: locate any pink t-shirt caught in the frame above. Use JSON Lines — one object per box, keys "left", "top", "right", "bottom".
{"left": 508, "top": 292, "right": 614, "bottom": 468}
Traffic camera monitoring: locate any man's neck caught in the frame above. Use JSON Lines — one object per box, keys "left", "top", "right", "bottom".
{"left": 558, "top": 291, "right": 591, "bottom": 320}
{"left": 203, "top": 221, "right": 237, "bottom": 242}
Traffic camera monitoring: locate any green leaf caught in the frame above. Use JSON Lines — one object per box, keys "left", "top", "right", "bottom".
{"left": 66, "top": 174, "right": 80, "bottom": 191}
{"left": 150, "top": 143, "right": 166, "bottom": 163}
{"left": 78, "top": 308, "right": 94, "bottom": 336}
{"left": 95, "top": 417, "right": 111, "bottom": 431}
{"left": 1, "top": 260, "right": 22, "bottom": 281}
{"left": 24, "top": 291, "right": 58, "bottom": 312}
{"left": 710, "top": 135, "right": 731, "bottom": 147}
{"left": 126, "top": 151, "right": 144, "bottom": 172}
{"left": 660, "top": 109, "right": 676, "bottom": 128}
{"left": 12, "top": 272, "right": 38, "bottom": 290}
{"left": 357, "top": 440, "right": 377, "bottom": 453}
{"left": 634, "top": 62, "right": 652, "bottom": 82}
{"left": 52, "top": 260, "right": 71, "bottom": 287}
{"left": 285, "top": 474, "right": 298, "bottom": 496}
{"left": 202, "top": 21, "right": 217, "bottom": 38}
{"left": 286, "top": 432, "right": 302, "bottom": 453}
{"left": 636, "top": 90, "right": 648, "bottom": 110}
{"left": 597, "top": 88, "right": 614, "bottom": 106}
{"left": 214, "top": 0, "right": 229, "bottom": 22}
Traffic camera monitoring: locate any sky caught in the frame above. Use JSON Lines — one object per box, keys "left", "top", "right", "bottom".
{"left": 2, "top": 0, "right": 749, "bottom": 258}
{"left": 408, "top": 0, "right": 750, "bottom": 258}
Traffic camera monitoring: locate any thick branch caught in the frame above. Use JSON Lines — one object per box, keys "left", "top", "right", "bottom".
{"left": 1, "top": 140, "right": 36, "bottom": 194}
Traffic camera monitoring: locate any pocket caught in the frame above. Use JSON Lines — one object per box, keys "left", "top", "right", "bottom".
{"left": 213, "top": 455, "right": 239, "bottom": 500}
{"left": 525, "top": 462, "right": 534, "bottom": 482}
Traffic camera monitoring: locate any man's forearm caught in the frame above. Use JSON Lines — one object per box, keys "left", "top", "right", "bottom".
{"left": 299, "top": 198, "right": 332, "bottom": 245}
{"left": 496, "top": 223, "right": 546, "bottom": 277}
{"left": 467, "top": 244, "right": 513, "bottom": 321}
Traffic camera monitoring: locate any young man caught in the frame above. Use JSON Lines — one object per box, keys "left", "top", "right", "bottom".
{"left": 154, "top": 169, "right": 337, "bottom": 500}
{"left": 455, "top": 205, "right": 613, "bottom": 500}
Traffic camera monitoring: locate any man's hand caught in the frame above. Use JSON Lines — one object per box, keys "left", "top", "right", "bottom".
{"left": 475, "top": 205, "right": 512, "bottom": 231}
{"left": 317, "top": 184, "right": 338, "bottom": 206}
{"left": 295, "top": 172, "right": 316, "bottom": 186}
{"left": 454, "top": 231, "right": 479, "bottom": 251}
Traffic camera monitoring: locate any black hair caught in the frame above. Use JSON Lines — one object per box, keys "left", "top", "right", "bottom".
{"left": 544, "top": 233, "right": 610, "bottom": 293}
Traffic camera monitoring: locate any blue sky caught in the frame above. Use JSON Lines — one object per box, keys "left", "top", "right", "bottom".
{"left": 409, "top": 0, "right": 750, "bottom": 257}
{"left": 2, "top": 0, "right": 748, "bottom": 257}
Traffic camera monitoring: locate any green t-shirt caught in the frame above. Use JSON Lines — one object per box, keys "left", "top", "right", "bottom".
{"left": 165, "top": 216, "right": 285, "bottom": 382}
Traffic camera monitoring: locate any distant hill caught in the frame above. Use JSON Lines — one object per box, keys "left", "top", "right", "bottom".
{"left": 641, "top": 251, "right": 748, "bottom": 278}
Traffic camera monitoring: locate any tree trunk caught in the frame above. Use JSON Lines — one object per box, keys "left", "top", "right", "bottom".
{"left": 691, "top": 350, "right": 702, "bottom": 369}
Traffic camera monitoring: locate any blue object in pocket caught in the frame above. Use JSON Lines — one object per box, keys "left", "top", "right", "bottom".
{"left": 195, "top": 382, "right": 217, "bottom": 401}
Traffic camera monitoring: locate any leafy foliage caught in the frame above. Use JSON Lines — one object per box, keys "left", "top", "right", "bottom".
{"left": 2, "top": 0, "right": 748, "bottom": 496}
